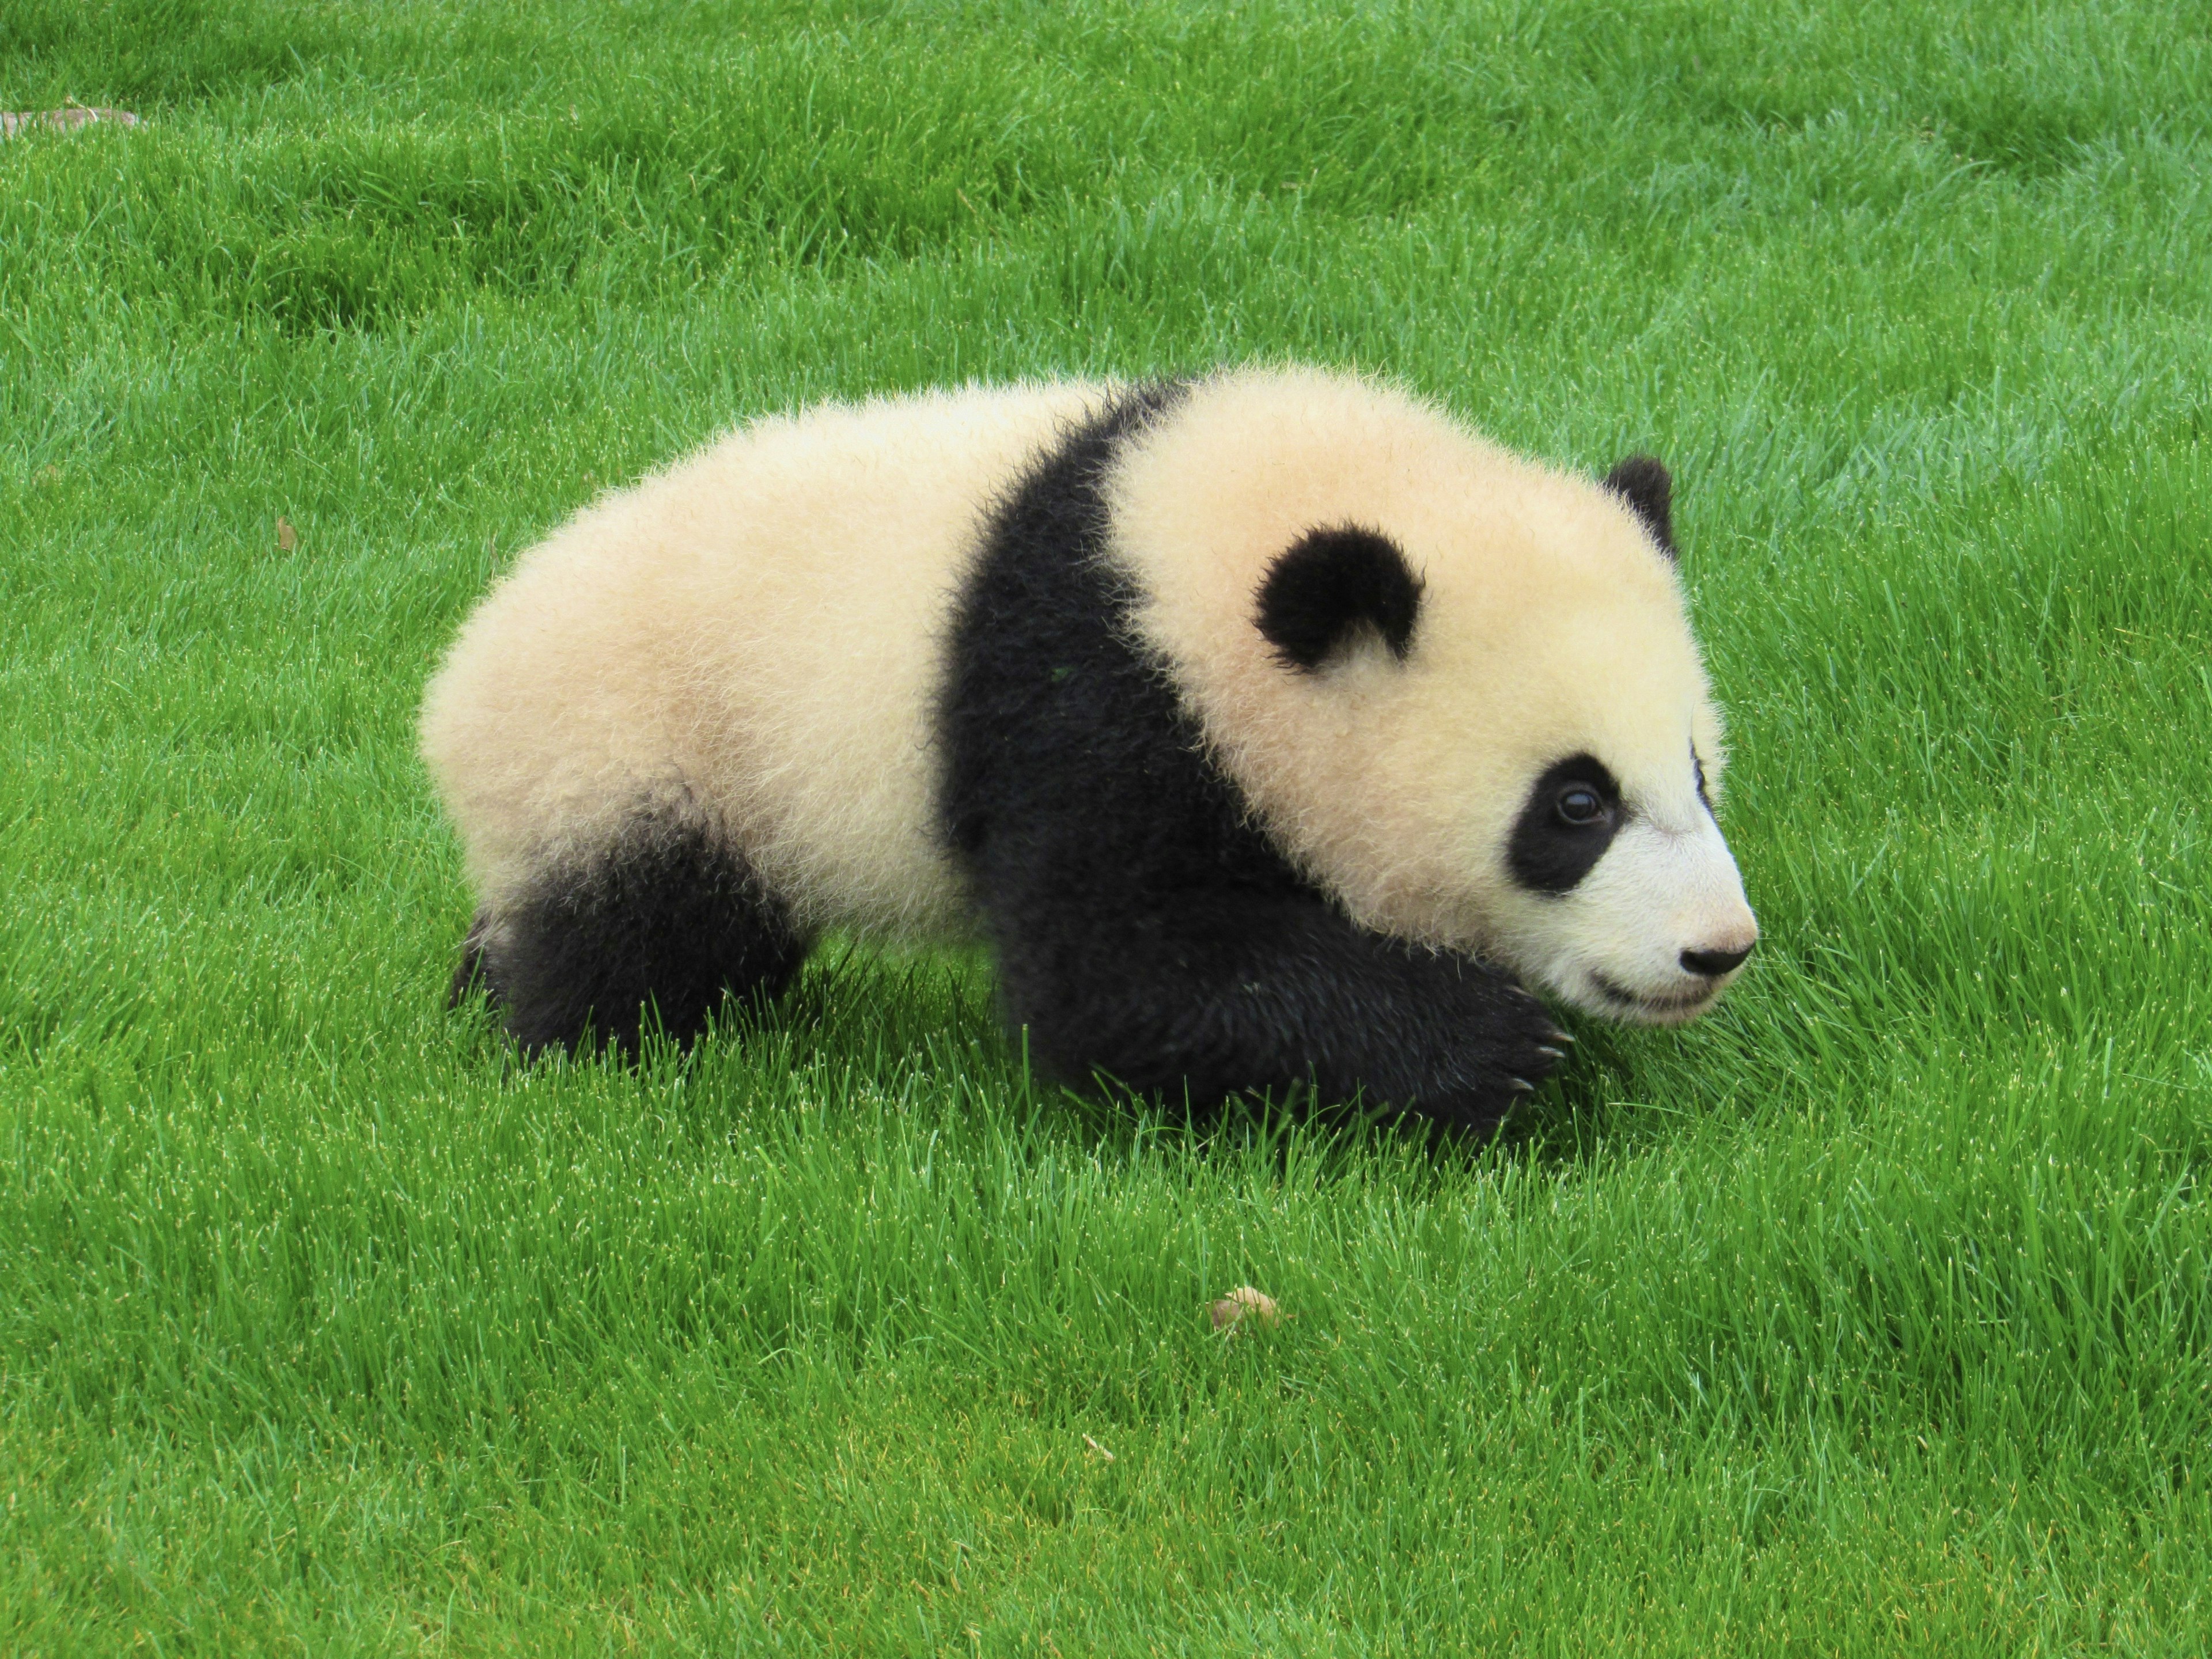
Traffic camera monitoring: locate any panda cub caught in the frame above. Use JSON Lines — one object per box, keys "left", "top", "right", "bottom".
{"left": 421, "top": 368, "right": 1758, "bottom": 1128}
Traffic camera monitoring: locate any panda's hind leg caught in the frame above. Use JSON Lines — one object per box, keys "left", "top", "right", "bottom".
{"left": 453, "top": 806, "right": 808, "bottom": 1056}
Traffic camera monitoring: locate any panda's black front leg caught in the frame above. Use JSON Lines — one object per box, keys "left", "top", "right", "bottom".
{"left": 993, "top": 888, "right": 1567, "bottom": 1131}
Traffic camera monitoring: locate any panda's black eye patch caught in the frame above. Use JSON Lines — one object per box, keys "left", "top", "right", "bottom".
{"left": 1510, "top": 754, "right": 1624, "bottom": 895}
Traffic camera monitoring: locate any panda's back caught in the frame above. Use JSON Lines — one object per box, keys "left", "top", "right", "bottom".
{"left": 420, "top": 382, "right": 1108, "bottom": 940}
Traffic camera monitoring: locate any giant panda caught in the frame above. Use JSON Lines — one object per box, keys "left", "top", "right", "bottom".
{"left": 420, "top": 367, "right": 1758, "bottom": 1128}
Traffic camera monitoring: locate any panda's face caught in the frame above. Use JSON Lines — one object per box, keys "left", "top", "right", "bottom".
{"left": 1486, "top": 741, "right": 1758, "bottom": 1024}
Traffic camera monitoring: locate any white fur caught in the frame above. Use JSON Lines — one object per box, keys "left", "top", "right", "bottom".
{"left": 421, "top": 367, "right": 1755, "bottom": 1020}
{"left": 1490, "top": 790, "right": 1756, "bottom": 1022}
{"left": 421, "top": 382, "right": 1106, "bottom": 940}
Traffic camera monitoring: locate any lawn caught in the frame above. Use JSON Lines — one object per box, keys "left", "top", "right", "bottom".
{"left": 3, "top": 0, "right": 2210, "bottom": 1651}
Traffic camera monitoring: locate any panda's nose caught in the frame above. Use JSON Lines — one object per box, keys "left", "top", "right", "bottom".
{"left": 1680, "top": 941, "right": 1755, "bottom": 979}
{"left": 1681, "top": 942, "right": 1752, "bottom": 982}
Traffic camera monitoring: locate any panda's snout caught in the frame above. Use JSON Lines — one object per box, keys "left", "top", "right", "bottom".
{"left": 1521, "top": 808, "right": 1757, "bottom": 1024}
{"left": 1679, "top": 939, "right": 1755, "bottom": 979}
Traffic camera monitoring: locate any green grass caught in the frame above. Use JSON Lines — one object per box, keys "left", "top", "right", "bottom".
{"left": 3, "top": 0, "right": 2210, "bottom": 1650}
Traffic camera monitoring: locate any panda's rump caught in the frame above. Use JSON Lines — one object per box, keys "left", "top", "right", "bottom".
{"left": 419, "top": 383, "right": 1106, "bottom": 941}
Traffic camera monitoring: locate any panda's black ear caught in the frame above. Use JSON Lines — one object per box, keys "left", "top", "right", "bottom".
{"left": 1603, "top": 454, "right": 1677, "bottom": 560}
{"left": 1255, "top": 525, "right": 1424, "bottom": 672}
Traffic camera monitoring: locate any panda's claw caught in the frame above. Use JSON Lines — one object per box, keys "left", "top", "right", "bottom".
{"left": 1509, "top": 1076, "right": 1536, "bottom": 1093}
{"left": 1536, "top": 1045, "right": 1565, "bottom": 1061}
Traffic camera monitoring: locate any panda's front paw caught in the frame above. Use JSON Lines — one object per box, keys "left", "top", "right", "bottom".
{"left": 1504, "top": 987, "right": 1573, "bottom": 1084}
{"left": 1432, "top": 987, "right": 1571, "bottom": 1127}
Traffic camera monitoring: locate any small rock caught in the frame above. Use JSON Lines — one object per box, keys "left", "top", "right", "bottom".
{"left": 1209, "top": 1285, "right": 1281, "bottom": 1332}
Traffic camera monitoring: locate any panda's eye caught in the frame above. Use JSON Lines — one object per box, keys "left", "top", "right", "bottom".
{"left": 1556, "top": 787, "right": 1607, "bottom": 827}
{"left": 1512, "top": 753, "right": 1625, "bottom": 893}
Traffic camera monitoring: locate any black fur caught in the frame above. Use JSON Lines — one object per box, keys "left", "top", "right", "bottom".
{"left": 1602, "top": 454, "right": 1676, "bottom": 559}
{"left": 940, "top": 387, "right": 1564, "bottom": 1130}
{"left": 1680, "top": 941, "right": 1753, "bottom": 978}
{"left": 1508, "top": 753, "right": 1626, "bottom": 896}
{"left": 1254, "top": 525, "right": 1424, "bottom": 670}
{"left": 451, "top": 806, "right": 807, "bottom": 1055}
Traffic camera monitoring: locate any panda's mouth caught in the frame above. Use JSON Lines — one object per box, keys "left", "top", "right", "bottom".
{"left": 1588, "top": 973, "right": 1718, "bottom": 1022}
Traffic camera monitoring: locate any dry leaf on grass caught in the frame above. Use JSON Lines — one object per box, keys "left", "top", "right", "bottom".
{"left": 276, "top": 516, "right": 299, "bottom": 552}
{"left": 1209, "top": 1285, "right": 1281, "bottom": 1332}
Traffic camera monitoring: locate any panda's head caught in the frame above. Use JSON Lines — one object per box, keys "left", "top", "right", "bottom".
{"left": 1108, "top": 370, "right": 1758, "bottom": 1024}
